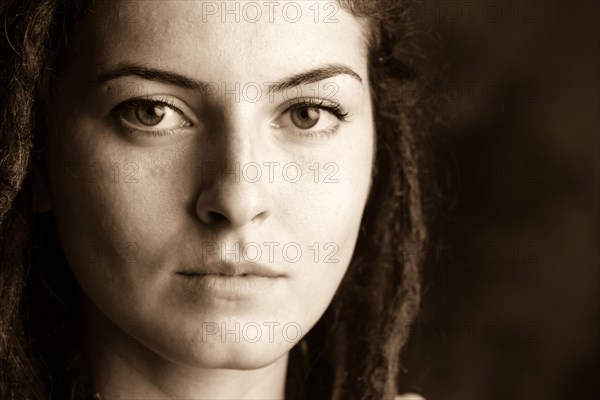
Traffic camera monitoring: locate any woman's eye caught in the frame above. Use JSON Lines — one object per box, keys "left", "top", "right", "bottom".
{"left": 116, "top": 99, "right": 192, "bottom": 132}
{"left": 274, "top": 101, "right": 349, "bottom": 137}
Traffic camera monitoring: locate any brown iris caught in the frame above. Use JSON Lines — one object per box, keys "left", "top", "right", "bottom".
{"left": 135, "top": 104, "right": 167, "bottom": 126}
{"left": 290, "top": 107, "right": 320, "bottom": 129}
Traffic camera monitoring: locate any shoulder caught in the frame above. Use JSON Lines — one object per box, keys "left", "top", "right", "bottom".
{"left": 395, "top": 393, "right": 425, "bottom": 400}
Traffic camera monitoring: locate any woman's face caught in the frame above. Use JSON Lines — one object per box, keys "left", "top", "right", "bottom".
{"left": 45, "top": 0, "right": 374, "bottom": 369}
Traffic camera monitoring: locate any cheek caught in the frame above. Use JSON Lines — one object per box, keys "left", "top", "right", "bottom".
{"left": 46, "top": 119, "right": 191, "bottom": 307}
{"left": 281, "top": 124, "right": 374, "bottom": 321}
{"left": 287, "top": 118, "right": 374, "bottom": 247}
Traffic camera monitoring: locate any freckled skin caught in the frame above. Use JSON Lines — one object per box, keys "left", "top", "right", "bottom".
{"left": 42, "top": 1, "right": 374, "bottom": 398}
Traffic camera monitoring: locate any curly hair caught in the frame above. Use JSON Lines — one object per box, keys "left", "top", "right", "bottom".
{"left": 0, "top": 1, "right": 434, "bottom": 399}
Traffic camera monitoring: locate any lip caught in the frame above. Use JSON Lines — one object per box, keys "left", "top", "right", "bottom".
{"left": 177, "top": 262, "right": 287, "bottom": 278}
{"left": 176, "top": 262, "right": 287, "bottom": 300}
{"left": 177, "top": 274, "right": 282, "bottom": 299}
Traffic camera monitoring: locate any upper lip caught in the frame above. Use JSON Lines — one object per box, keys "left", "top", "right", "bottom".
{"left": 178, "top": 262, "right": 286, "bottom": 278}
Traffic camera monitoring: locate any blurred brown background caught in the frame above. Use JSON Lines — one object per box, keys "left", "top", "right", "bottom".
{"left": 398, "top": 1, "right": 599, "bottom": 399}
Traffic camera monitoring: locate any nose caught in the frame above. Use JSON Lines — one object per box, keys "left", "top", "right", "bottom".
{"left": 195, "top": 133, "right": 272, "bottom": 230}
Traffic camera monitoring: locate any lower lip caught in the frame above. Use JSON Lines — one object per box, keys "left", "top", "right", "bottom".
{"left": 177, "top": 273, "right": 283, "bottom": 299}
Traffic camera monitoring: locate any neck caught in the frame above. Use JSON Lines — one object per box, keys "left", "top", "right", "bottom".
{"left": 84, "top": 302, "right": 288, "bottom": 399}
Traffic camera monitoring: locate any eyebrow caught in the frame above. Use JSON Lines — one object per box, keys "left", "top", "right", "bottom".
{"left": 95, "top": 62, "right": 363, "bottom": 94}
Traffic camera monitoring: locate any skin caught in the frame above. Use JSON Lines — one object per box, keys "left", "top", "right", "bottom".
{"left": 37, "top": 1, "right": 376, "bottom": 398}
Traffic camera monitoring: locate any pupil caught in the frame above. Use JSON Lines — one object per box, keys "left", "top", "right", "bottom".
{"left": 291, "top": 107, "right": 320, "bottom": 129}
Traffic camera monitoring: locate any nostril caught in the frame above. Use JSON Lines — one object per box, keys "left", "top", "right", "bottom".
{"left": 196, "top": 190, "right": 272, "bottom": 229}
{"left": 206, "top": 211, "right": 229, "bottom": 225}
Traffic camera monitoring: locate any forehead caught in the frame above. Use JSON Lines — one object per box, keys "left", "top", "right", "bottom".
{"left": 76, "top": 0, "right": 370, "bottom": 82}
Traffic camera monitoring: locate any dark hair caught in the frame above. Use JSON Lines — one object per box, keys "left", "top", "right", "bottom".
{"left": 0, "top": 1, "right": 434, "bottom": 399}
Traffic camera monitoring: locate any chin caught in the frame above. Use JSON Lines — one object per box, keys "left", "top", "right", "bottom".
{"left": 179, "top": 339, "right": 293, "bottom": 370}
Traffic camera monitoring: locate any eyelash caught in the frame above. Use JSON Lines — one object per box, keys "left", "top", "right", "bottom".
{"left": 111, "top": 97, "right": 188, "bottom": 137}
{"left": 111, "top": 97, "right": 350, "bottom": 138}
{"left": 279, "top": 98, "right": 350, "bottom": 138}
{"left": 285, "top": 98, "right": 350, "bottom": 122}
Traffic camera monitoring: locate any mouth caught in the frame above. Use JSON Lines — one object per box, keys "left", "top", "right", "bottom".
{"left": 176, "top": 263, "right": 286, "bottom": 299}
{"left": 187, "top": 273, "right": 249, "bottom": 276}
{"left": 176, "top": 262, "right": 287, "bottom": 278}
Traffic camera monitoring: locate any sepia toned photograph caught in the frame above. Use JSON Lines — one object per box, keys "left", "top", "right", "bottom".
{"left": 0, "top": 1, "right": 597, "bottom": 399}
